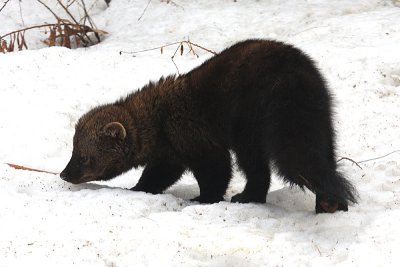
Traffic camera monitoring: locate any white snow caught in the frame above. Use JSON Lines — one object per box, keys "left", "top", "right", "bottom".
{"left": 1, "top": 0, "right": 400, "bottom": 266}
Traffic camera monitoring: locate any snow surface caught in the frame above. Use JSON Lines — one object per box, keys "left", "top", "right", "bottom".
{"left": 1, "top": 0, "right": 400, "bottom": 266}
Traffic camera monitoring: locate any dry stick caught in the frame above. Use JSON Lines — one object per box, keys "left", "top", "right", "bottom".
{"left": 357, "top": 150, "right": 400, "bottom": 164}
{"left": 67, "top": 0, "right": 77, "bottom": 9}
{"left": 337, "top": 157, "right": 363, "bottom": 170}
{"left": 80, "top": 0, "right": 91, "bottom": 26}
{"left": 120, "top": 40, "right": 217, "bottom": 55}
{"left": 36, "top": 0, "right": 87, "bottom": 48}
{"left": 337, "top": 149, "right": 400, "bottom": 170}
{"left": 298, "top": 174, "right": 314, "bottom": 191}
{"left": 0, "top": 0, "right": 11, "bottom": 13}
{"left": 56, "top": 0, "right": 89, "bottom": 45}
{"left": 36, "top": 0, "right": 60, "bottom": 20}
{"left": 0, "top": 22, "right": 101, "bottom": 40}
{"left": 119, "top": 41, "right": 183, "bottom": 55}
{"left": 187, "top": 41, "right": 199, "bottom": 57}
{"left": 119, "top": 40, "right": 216, "bottom": 74}
{"left": 138, "top": 0, "right": 152, "bottom": 21}
{"left": 171, "top": 42, "right": 183, "bottom": 74}
{"left": 18, "top": 0, "right": 25, "bottom": 26}
{"left": 80, "top": 0, "right": 100, "bottom": 42}
{"left": 57, "top": 0, "right": 79, "bottom": 24}
{"left": 188, "top": 41, "right": 217, "bottom": 55}
{"left": 6, "top": 163, "right": 59, "bottom": 175}
{"left": 56, "top": 0, "right": 93, "bottom": 45}
{"left": 87, "top": 0, "right": 97, "bottom": 11}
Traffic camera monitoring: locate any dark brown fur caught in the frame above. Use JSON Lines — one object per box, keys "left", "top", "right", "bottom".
{"left": 61, "top": 39, "right": 358, "bottom": 213}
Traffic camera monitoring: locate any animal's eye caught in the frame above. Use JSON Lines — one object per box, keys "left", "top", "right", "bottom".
{"left": 80, "top": 155, "right": 90, "bottom": 165}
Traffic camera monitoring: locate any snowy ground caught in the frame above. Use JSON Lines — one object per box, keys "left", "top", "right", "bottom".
{"left": 1, "top": 0, "right": 400, "bottom": 266}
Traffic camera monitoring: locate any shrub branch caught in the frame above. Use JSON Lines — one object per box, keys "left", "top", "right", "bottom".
{"left": 0, "top": 0, "right": 11, "bottom": 13}
{"left": 0, "top": 0, "right": 106, "bottom": 53}
{"left": 120, "top": 38, "right": 217, "bottom": 74}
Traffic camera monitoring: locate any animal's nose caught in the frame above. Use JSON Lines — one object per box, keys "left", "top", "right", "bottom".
{"left": 60, "top": 171, "right": 67, "bottom": 180}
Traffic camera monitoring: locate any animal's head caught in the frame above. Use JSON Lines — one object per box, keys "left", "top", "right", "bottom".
{"left": 60, "top": 105, "right": 134, "bottom": 184}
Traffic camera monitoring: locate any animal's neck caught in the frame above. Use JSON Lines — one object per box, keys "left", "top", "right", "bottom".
{"left": 124, "top": 90, "right": 161, "bottom": 166}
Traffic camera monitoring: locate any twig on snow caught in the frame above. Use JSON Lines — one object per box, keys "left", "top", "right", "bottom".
{"left": 6, "top": 163, "right": 59, "bottom": 175}
{"left": 337, "top": 157, "right": 363, "bottom": 170}
{"left": 337, "top": 149, "right": 400, "bottom": 169}
{"left": 357, "top": 150, "right": 400, "bottom": 164}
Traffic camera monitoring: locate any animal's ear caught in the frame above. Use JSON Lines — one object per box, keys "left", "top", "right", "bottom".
{"left": 102, "top": 122, "right": 127, "bottom": 140}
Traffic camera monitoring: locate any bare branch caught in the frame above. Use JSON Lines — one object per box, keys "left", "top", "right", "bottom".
{"left": 188, "top": 40, "right": 217, "bottom": 55}
{"left": 36, "top": 0, "right": 60, "bottom": 20}
{"left": 1, "top": 1, "right": 107, "bottom": 52}
{"left": 171, "top": 42, "right": 182, "bottom": 75}
{"left": 0, "top": 0, "right": 11, "bottom": 13}
{"left": 120, "top": 40, "right": 217, "bottom": 56}
{"left": 337, "top": 157, "right": 363, "bottom": 170}
{"left": 357, "top": 150, "right": 400, "bottom": 164}
{"left": 18, "top": 0, "right": 25, "bottom": 26}
{"left": 120, "top": 39, "right": 217, "bottom": 75}
{"left": 80, "top": 0, "right": 100, "bottom": 42}
{"left": 120, "top": 39, "right": 216, "bottom": 74}
{"left": 120, "top": 41, "right": 182, "bottom": 55}
{"left": 337, "top": 149, "right": 400, "bottom": 169}
{"left": 56, "top": 0, "right": 79, "bottom": 24}
{"left": 138, "top": 0, "right": 152, "bottom": 21}
{"left": 0, "top": 21, "right": 107, "bottom": 53}
{"left": 0, "top": 22, "right": 106, "bottom": 40}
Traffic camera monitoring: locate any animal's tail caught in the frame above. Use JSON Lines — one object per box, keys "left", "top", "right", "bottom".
{"left": 316, "top": 170, "right": 359, "bottom": 205}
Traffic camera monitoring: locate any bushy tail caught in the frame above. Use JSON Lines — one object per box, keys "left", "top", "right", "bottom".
{"left": 317, "top": 171, "right": 359, "bottom": 204}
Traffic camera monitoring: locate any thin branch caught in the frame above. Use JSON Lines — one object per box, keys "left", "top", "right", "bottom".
{"left": 0, "top": 22, "right": 104, "bottom": 40}
{"left": 120, "top": 41, "right": 182, "bottom": 55}
{"left": 138, "top": 0, "right": 152, "bottom": 21}
{"left": 120, "top": 39, "right": 217, "bottom": 75}
{"left": 337, "top": 157, "right": 363, "bottom": 170}
{"left": 337, "top": 149, "right": 400, "bottom": 169}
{"left": 298, "top": 174, "right": 314, "bottom": 191}
{"left": 80, "top": 0, "right": 91, "bottom": 26}
{"left": 67, "top": 0, "right": 77, "bottom": 9}
{"left": 18, "top": 0, "right": 25, "bottom": 26}
{"left": 6, "top": 163, "right": 59, "bottom": 175}
{"left": 36, "top": 0, "right": 60, "bottom": 20}
{"left": 171, "top": 42, "right": 182, "bottom": 75}
{"left": 80, "top": 0, "right": 99, "bottom": 42}
{"left": 120, "top": 40, "right": 217, "bottom": 55}
{"left": 36, "top": 0, "right": 96, "bottom": 46}
{"left": 56, "top": 0, "right": 79, "bottom": 24}
{"left": 188, "top": 41, "right": 217, "bottom": 55}
{"left": 0, "top": 0, "right": 11, "bottom": 13}
{"left": 357, "top": 150, "right": 400, "bottom": 164}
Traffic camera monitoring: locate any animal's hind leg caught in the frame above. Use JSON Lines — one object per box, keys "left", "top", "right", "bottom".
{"left": 231, "top": 146, "right": 270, "bottom": 204}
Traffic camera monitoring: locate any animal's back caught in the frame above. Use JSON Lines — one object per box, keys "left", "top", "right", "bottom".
{"left": 183, "top": 39, "right": 331, "bottom": 149}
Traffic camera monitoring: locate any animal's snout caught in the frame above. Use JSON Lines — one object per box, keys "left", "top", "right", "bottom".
{"left": 60, "top": 170, "right": 68, "bottom": 180}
